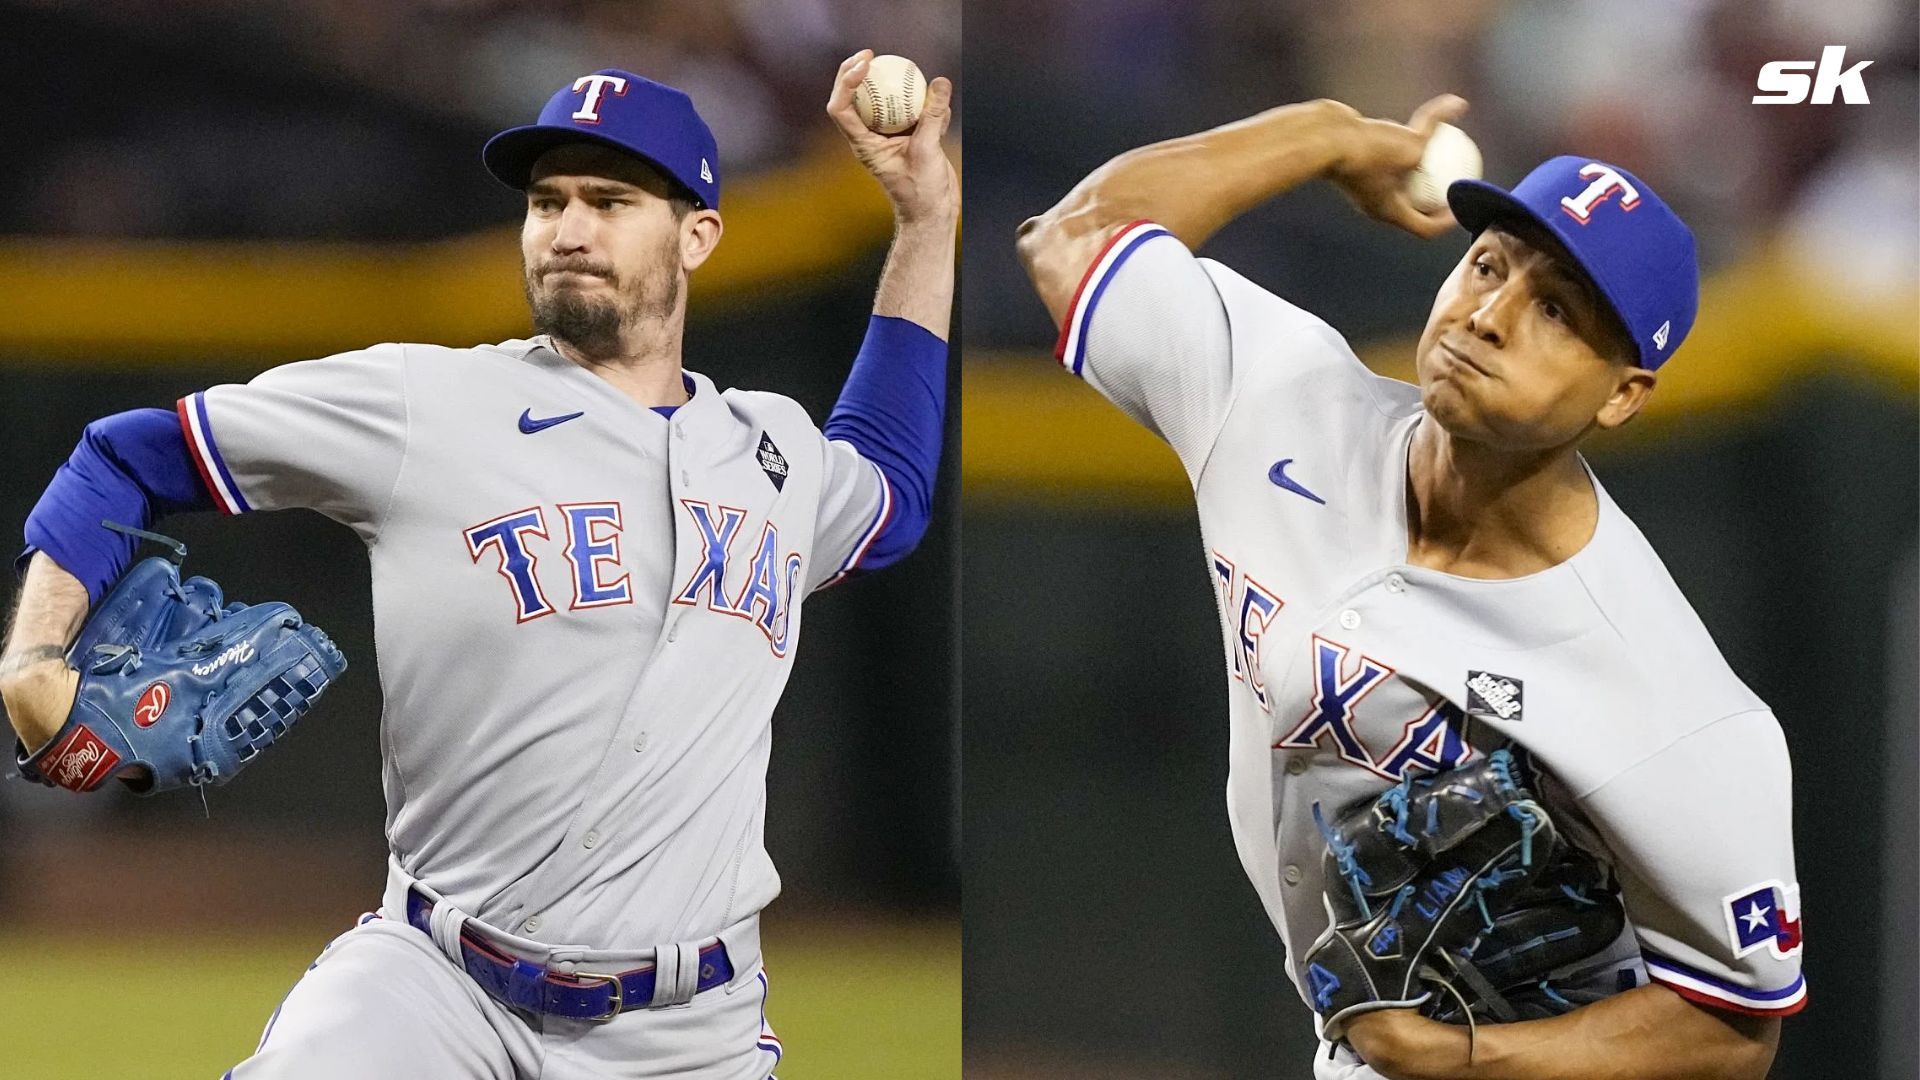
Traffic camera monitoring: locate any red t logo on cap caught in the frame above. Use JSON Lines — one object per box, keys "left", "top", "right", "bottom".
{"left": 571, "top": 75, "right": 629, "bottom": 125}
{"left": 1559, "top": 163, "right": 1641, "bottom": 225}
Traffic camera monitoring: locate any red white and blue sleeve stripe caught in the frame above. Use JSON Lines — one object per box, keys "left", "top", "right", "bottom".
{"left": 819, "top": 460, "right": 894, "bottom": 590}
{"left": 1642, "top": 951, "right": 1807, "bottom": 1016}
{"left": 1053, "top": 219, "right": 1172, "bottom": 377}
{"left": 176, "top": 391, "right": 252, "bottom": 514}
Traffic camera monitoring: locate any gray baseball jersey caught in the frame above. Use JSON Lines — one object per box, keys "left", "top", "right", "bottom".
{"left": 180, "top": 335, "right": 892, "bottom": 952}
{"left": 1056, "top": 222, "right": 1806, "bottom": 1024}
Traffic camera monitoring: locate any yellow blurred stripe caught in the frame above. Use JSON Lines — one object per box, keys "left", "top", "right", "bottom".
{"left": 964, "top": 239, "right": 1916, "bottom": 505}
{"left": 962, "top": 361, "right": 1191, "bottom": 507}
{"left": 0, "top": 139, "right": 909, "bottom": 359}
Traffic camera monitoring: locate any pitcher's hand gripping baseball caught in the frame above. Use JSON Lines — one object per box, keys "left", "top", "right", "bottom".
{"left": 1323, "top": 93, "right": 1471, "bottom": 239}
{"left": 826, "top": 49, "right": 958, "bottom": 226}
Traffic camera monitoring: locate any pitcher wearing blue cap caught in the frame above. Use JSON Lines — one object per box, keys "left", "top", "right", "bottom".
{"left": 2, "top": 49, "right": 955, "bottom": 1080}
{"left": 191, "top": 50, "right": 953, "bottom": 1080}
{"left": 1016, "top": 95, "right": 1798, "bottom": 1080}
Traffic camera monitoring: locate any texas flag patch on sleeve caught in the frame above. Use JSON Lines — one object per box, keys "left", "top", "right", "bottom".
{"left": 1724, "top": 880, "right": 1803, "bottom": 960}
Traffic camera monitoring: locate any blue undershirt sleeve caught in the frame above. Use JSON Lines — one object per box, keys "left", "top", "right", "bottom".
{"left": 821, "top": 315, "right": 948, "bottom": 573}
{"left": 19, "top": 407, "right": 215, "bottom": 604}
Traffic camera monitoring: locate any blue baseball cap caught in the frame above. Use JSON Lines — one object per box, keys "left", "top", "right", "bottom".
{"left": 483, "top": 69, "right": 721, "bottom": 209}
{"left": 1448, "top": 156, "right": 1698, "bottom": 370}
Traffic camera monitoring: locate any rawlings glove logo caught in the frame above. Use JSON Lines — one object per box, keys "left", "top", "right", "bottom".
{"left": 24, "top": 546, "right": 351, "bottom": 798}
{"left": 133, "top": 681, "right": 172, "bottom": 727}
{"left": 191, "top": 641, "right": 256, "bottom": 677}
{"left": 45, "top": 725, "right": 121, "bottom": 792}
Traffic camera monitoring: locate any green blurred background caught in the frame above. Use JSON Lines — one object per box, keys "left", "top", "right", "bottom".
{"left": 0, "top": 3, "right": 958, "bottom": 1076}
{"left": 1, "top": 922, "right": 958, "bottom": 1078}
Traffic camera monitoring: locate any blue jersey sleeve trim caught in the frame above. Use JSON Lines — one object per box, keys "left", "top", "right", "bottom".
{"left": 821, "top": 461, "right": 894, "bottom": 589}
{"left": 1053, "top": 221, "right": 1171, "bottom": 377}
{"left": 177, "top": 392, "right": 251, "bottom": 514}
{"left": 19, "top": 408, "right": 215, "bottom": 603}
{"left": 1641, "top": 949, "right": 1807, "bottom": 1015}
{"left": 820, "top": 314, "right": 947, "bottom": 581}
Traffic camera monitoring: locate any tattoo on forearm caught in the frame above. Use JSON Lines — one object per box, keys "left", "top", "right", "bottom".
{"left": 0, "top": 645, "right": 68, "bottom": 678}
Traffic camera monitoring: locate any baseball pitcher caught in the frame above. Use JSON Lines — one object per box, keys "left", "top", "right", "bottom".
{"left": 0, "top": 52, "right": 955, "bottom": 1080}
{"left": 1018, "top": 95, "right": 1800, "bottom": 1079}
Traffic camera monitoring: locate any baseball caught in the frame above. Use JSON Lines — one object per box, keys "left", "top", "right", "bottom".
{"left": 1405, "top": 122, "right": 1483, "bottom": 214}
{"left": 853, "top": 54, "right": 926, "bottom": 135}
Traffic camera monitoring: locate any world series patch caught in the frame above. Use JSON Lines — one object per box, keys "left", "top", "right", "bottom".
{"left": 1465, "top": 670, "right": 1523, "bottom": 721}
{"left": 756, "top": 432, "right": 789, "bottom": 492}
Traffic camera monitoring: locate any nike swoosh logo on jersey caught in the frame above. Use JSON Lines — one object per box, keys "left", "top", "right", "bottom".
{"left": 1268, "top": 459, "right": 1326, "bottom": 505}
{"left": 518, "top": 409, "right": 585, "bottom": 434}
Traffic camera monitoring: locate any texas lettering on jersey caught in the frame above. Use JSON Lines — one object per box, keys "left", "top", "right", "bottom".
{"left": 1216, "top": 550, "right": 1476, "bottom": 782}
{"left": 1063, "top": 219, "right": 1806, "bottom": 1022}
{"left": 671, "top": 499, "right": 801, "bottom": 657}
{"left": 463, "top": 498, "right": 802, "bottom": 656}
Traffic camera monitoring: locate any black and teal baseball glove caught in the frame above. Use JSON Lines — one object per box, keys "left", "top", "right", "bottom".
{"left": 1302, "top": 749, "right": 1626, "bottom": 1042}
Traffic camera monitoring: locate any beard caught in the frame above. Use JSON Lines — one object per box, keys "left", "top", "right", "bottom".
{"left": 523, "top": 238, "right": 682, "bottom": 358}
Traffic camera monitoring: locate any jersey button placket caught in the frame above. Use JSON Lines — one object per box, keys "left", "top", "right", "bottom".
{"left": 582, "top": 830, "right": 600, "bottom": 850}
{"left": 1283, "top": 865, "right": 1303, "bottom": 886}
{"left": 1385, "top": 573, "right": 1407, "bottom": 594}
{"left": 1338, "top": 609, "right": 1362, "bottom": 630}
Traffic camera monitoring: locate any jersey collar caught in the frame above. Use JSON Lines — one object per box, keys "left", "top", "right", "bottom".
{"left": 512, "top": 336, "right": 737, "bottom": 455}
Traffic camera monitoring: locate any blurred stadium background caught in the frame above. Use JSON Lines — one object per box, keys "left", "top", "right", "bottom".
{"left": 0, "top": 2, "right": 958, "bottom": 1077}
{"left": 962, "top": 1, "right": 1916, "bottom": 1078}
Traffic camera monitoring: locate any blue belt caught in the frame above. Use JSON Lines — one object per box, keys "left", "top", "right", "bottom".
{"left": 405, "top": 888, "right": 734, "bottom": 1022}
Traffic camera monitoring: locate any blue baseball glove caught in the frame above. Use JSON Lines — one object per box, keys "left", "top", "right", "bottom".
{"left": 15, "top": 529, "right": 347, "bottom": 795}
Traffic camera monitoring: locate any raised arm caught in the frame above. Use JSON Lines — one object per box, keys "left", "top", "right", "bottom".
{"left": 806, "top": 51, "right": 958, "bottom": 586}
{"left": 1016, "top": 95, "right": 1469, "bottom": 328}
{"left": 826, "top": 49, "right": 958, "bottom": 338}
